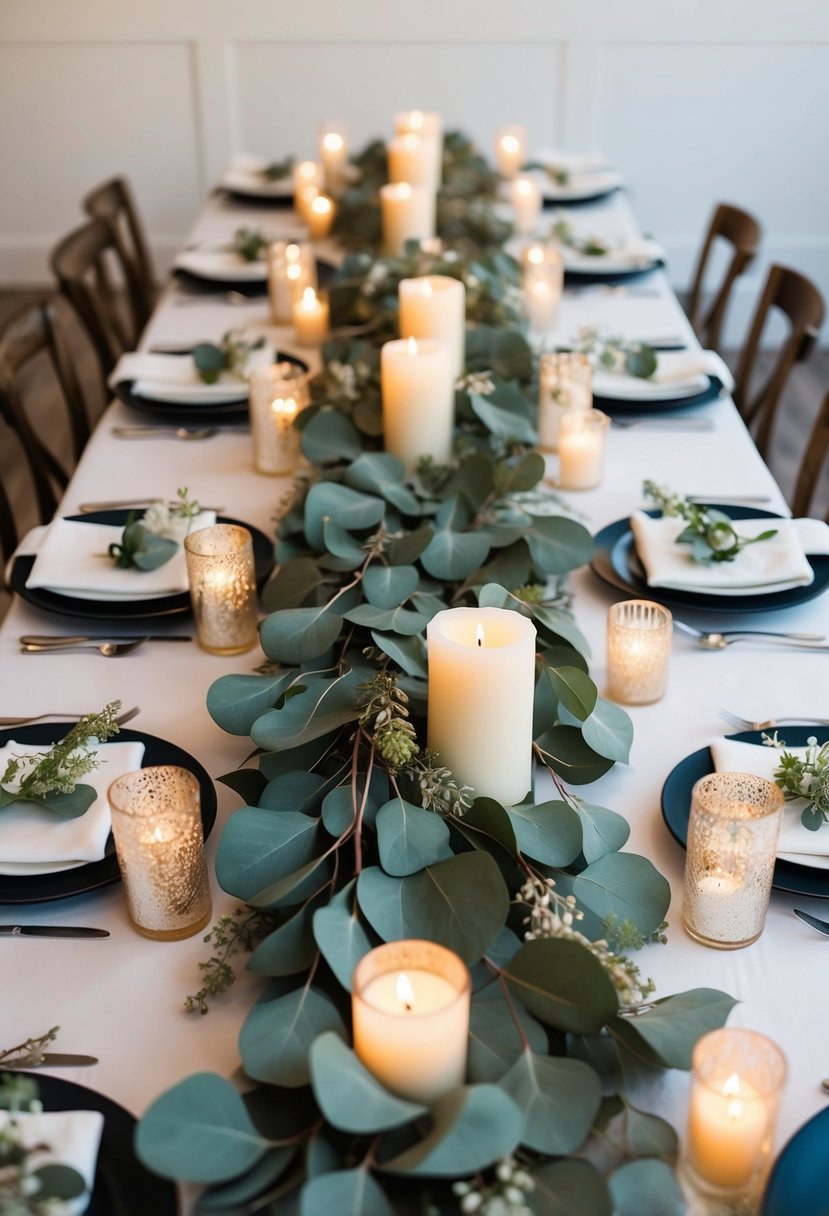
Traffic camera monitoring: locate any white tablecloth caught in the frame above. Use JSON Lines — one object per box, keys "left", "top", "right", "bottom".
{"left": 2, "top": 188, "right": 827, "bottom": 1203}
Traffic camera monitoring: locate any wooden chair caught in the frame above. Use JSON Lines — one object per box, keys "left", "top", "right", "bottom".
{"left": 0, "top": 296, "right": 93, "bottom": 531}
{"left": 687, "top": 202, "right": 761, "bottom": 352}
{"left": 50, "top": 216, "right": 134, "bottom": 387}
{"left": 83, "top": 175, "right": 156, "bottom": 336}
{"left": 792, "top": 389, "right": 829, "bottom": 520}
{"left": 733, "top": 264, "right": 825, "bottom": 460}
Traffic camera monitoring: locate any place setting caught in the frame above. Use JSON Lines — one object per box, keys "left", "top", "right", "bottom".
{"left": 216, "top": 151, "right": 297, "bottom": 205}
{"left": 493, "top": 129, "right": 623, "bottom": 204}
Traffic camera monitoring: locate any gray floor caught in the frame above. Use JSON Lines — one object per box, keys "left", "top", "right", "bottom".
{"left": 1, "top": 290, "right": 827, "bottom": 624}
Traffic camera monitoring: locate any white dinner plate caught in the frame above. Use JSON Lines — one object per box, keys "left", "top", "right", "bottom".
{"left": 591, "top": 369, "right": 710, "bottom": 401}
{"left": 561, "top": 239, "right": 664, "bottom": 276}
{"left": 174, "top": 249, "right": 267, "bottom": 283}
{"left": 219, "top": 167, "right": 293, "bottom": 199}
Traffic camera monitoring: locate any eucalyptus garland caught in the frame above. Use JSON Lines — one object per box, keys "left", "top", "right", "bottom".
{"left": 134, "top": 130, "right": 736, "bottom": 1215}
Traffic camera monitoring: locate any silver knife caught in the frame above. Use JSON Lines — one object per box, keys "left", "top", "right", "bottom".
{"left": 19, "top": 635, "right": 192, "bottom": 646}
{"left": 15, "top": 1054, "right": 99, "bottom": 1068}
{"left": 77, "top": 500, "right": 224, "bottom": 513}
{"left": 793, "top": 908, "right": 829, "bottom": 937}
{"left": 0, "top": 925, "right": 110, "bottom": 938}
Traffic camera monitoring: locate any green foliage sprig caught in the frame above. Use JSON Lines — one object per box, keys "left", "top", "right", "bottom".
{"left": 522, "top": 159, "right": 570, "bottom": 185}
{"left": 644, "top": 481, "right": 778, "bottom": 563}
{"left": 0, "top": 1071, "right": 87, "bottom": 1215}
{"left": 109, "top": 487, "right": 200, "bottom": 570}
{"left": 192, "top": 329, "right": 266, "bottom": 385}
{"left": 568, "top": 325, "right": 658, "bottom": 380}
{"left": 233, "top": 226, "right": 269, "bottom": 262}
{"left": 0, "top": 1029, "right": 59, "bottom": 1071}
{"left": 0, "top": 702, "right": 121, "bottom": 819}
{"left": 763, "top": 731, "right": 829, "bottom": 830}
{"left": 552, "top": 216, "right": 610, "bottom": 257}
{"left": 262, "top": 155, "right": 294, "bottom": 182}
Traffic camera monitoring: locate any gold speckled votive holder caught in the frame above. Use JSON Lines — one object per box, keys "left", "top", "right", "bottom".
{"left": 606, "top": 599, "right": 672, "bottom": 705}
{"left": 183, "top": 524, "right": 258, "bottom": 655}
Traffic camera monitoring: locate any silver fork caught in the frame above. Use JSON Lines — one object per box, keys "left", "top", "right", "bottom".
{"left": 0, "top": 706, "right": 140, "bottom": 727}
{"left": 611, "top": 418, "right": 714, "bottom": 432}
{"left": 720, "top": 709, "right": 829, "bottom": 732}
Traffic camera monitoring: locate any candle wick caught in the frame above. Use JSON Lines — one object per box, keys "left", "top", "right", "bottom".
{"left": 477, "top": 636, "right": 482, "bottom": 647}
{"left": 404, "top": 1001, "right": 413, "bottom": 1012}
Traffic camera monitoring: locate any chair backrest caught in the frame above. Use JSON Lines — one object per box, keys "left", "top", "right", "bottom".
{"left": 0, "top": 296, "right": 92, "bottom": 529}
{"left": 50, "top": 216, "right": 134, "bottom": 384}
{"left": 687, "top": 202, "right": 762, "bottom": 353}
{"left": 792, "top": 389, "right": 829, "bottom": 520}
{"left": 83, "top": 176, "right": 155, "bottom": 334}
{"left": 733, "top": 263, "right": 825, "bottom": 460}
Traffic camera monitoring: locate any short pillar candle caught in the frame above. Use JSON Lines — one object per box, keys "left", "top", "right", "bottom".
{"left": 380, "top": 336, "right": 454, "bottom": 474}
{"left": 352, "top": 940, "right": 470, "bottom": 1104}
{"left": 319, "top": 122, "right": 349, "bottom": 194}
{"left": 427, "top": 606, "right": 537, "bottom": 806}
{"left": 293, "top": 286, "right": 330, "bottom": 347}
{"left": 394, "top": 110, "right": 443, "bottom": 186}
{"left": 509, "top": 174, "right": 542, "bottom": 235}
{"left": 306, "top": 193, "right": 336, "bottom": 241}
{"left": 682, "top": 1028, "right": 786, "bottom": 1206}
{"left": 606, "top": 599, "right": 672, "bottom": 705}
{"left": 495, "top": 125, "right": 526, "bottom": 177}
{"left": 682, "top": 772, "right": 784, "bottom": 949}
{"left": 183, "top": 524, "right": 258, "bottom": 655}
{"left": 380, "top": 183, "right": 435, "bottom": 255}
{"left": 399, "top": 274, "right": 466, "bottom": 381}
{"left": 388, "top": 132, "right": 436, "bottom": 191}
{"left": 268, "top": 241, "right": 317, "bottom": 324}
{"left": 557, "top": 409, "right": 609, "bottom": 490}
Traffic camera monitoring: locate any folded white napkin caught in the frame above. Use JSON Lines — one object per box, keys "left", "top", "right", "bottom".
{"left": 629, "top": 512, "right": 829, "bottom": 594}
{"left": 0, "top": 739, "right": 145, "bottom": 874}
{"left": 710, "top": 736, "right": 828, "bottom": 867}
{"left": 109, "top": 351, "right": 262, "bottom": 405}
{"left": 174, "top": 249, "right": 267, "bottom": 283}
{"left": 0, "top": 1108, "right": 104, "bottom": 1216}
{"left": 561, "top": 237, "right": 665, "bottom": 273}
{"left": 220, "top": 154, "right": 293, "bottom": 196}
{"left": 593, "top": 350, "right": 734, "bottom": 400}
{"left": 26, "top": 513, "right": 216, "bottom": 598}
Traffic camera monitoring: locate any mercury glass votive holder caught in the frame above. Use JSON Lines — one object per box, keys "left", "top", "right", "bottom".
{"left": 537, "top": 351, "right": 592, "bottom": 452}
{"left": 267, "top": 240, "right": 317, "bottom": 323}
{"left": 680, "top": 1027, "right": 787, "bottom": 1214}
{"left": 248, "top": 362, "right": 310, "bottom": 475}
{"left": 606, "top": 599, "right": 672, "bottom": 705}
{"left": 184, "top": 524, "right": 258, "bottom": 655}
{"left": 108, "top": 766, "right": 212, "bottom": 941}
{"left": 682, "top": 772, "right": 784, "bottom": 949}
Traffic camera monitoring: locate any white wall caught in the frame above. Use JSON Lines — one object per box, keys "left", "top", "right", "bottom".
{"left": 2, "top": 0, "right": 828, "bottom": 345}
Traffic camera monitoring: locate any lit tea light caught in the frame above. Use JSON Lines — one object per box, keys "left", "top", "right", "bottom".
{"left": 427, "top": 606, "right": 537, "bottom": 805}
{"left": 248, "top": 363, "right": 310, "bottom": 476}
{"left": 305, "top": 192, "right": 336, "bottom": 241}
{"left": 293, "top": 286, "right": 330, "bottom": 347}
{"left": 606, "top": 599, "right": 672, "bottom": 705}
{"left": 495, "top": 125, "right": 526, "bottom": 176}
{"left": 352, "top": 940, "right": 470, "bottom": 1103}
{"left": 509, "top": 174, "right": 542, "bottom": 235}
{"left": 183, "top": 524, "right": 258, "bottom": 654}
{"left": 380, "top": 335, "right": 454, "bottom": 473}
{"left": 557, "top": 408, "right": 609, "bottom": 489}
{"left": 537, "top": 351, "right": 591, "bottom": 453}
{"left": 380, "top": 181, "right": 436, "bottom": 255}
{"left": 398, "top": 273, "right": 466, "bottom": 380}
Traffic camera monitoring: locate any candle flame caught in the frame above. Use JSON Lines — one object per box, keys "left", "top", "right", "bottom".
{"left": 271, "top": 396, "right": 299, "bottom": 423}
{"left": 300, "top": 286, "right": 318, "bottom": 308}
{"left": 286, "top": 243, "right": 301, "bottom": 260}
{"left": 407, "top": 336, "right": 419, "bottom": 355}
{"left": 396, "top": 972, "right": 415, "bottom": 1011}
{"left": 476, "top": 623, "right": 485, "bottom": 647}
{"left": 311, "top": 194, "right": 332, "bottom": 215}
{"left": 516, "top": 178, "right": 532, "bottom": 195}
{"left": 396, "top": 183, "right": 412, "bottom": 198}
{"left": 723, "top": 1073, "right": 744, "bottom": 1121}
{"left": 421, "top": 279, "right": 433, "bottom": 297}
{"left": 152, "top": 826, "right": 165, "bottom": 843}
{"left": 723, "top": 1074, "right": 741, "bottom": 1097}
{"left": 287, "top": 263, "right": 302, "bottom": 281}
{"left": 502, "top": 134, "right": 520, "bottom": 153}
{"left": 410, "top": 110, "right": 424, "bottom": 129}
{"left": 527, "top": 245, "right": 544, "bottom": 264}
{"left": 323, "top": 132, "right": 343, "bottom": 152}
{"left": 297, "top": 161, "right": 317, "bottom": 180}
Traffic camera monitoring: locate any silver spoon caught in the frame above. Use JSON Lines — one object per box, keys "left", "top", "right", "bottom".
{"left": 21, "top": 640, "right": 149, "bottom": 658}
{"left": 674, "top": 621, "right": 825, "bottom": 649}
{"left": 111, "top": 426, "right": 216, "bottom": 441}
{"left": 0, "top": 706, "right": 140, "bottom": 727}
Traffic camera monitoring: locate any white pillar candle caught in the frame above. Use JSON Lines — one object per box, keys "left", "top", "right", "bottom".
{"left": 427, "top": 606, "right": 537, "bottom": 806}
{"left": 306, "top": 193, "right": 336, "bottom": 241}
{"left": 295, "top": 183, "right": 320, "bottom": 224}
{"left": 557, "top": 409, "right": 609, "bottom": 490}
{"left": 399, "top": 274, "right": 466, "bottom": 381}
{"left": 380, "top": 337, "right": 454, "bottom": 474}
{"left": 319, "top": 123, "right": 349, "bottom": 195}
{"left": 268, "top": 241, "right": 317, "bottom": 324}
{"left": 352, "top": 941, "right": 470, "bottom": 1104}
{"left": 510, "top": 174, "right": 542, "bottom": 236}
{"left": 380, "top": 183, "right": 436, "bottom": 256}
{"left": 293, "top": 286, "right": 329, "bottom": 347}
{"left": 495, "top": 125, "right": 526, "bottom": 177}
{"left": 523, "top": 271, "right": 560, "bottom": 343}
{"left": 388, "top": 133, "right": 436, "bottom": 190}
{"left": 394, "top": 109, "right": 443, "bottom": 187}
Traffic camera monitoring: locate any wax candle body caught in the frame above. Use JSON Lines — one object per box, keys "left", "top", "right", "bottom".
{"left": 293, "top": 160, "right": 322, "bottom": 216}
{"left": 399, "top": 275, "right": 466, "bottom": 380}
{"left": 558, "top": 410, "right": 608, "bottom": 490}
{"left": 394, "top": 110, "right": 443, "bottom": 186}
{"left": 380, "top": 183, "right": 435, "bottom": 255}
{"left": 524, "top": 274, "right": 559, "bottom": 340}
{"left": 427, "top": 607, "right": 536, "bottom": 806}
{"left": 268, "top": 241, "right": 316, "bottom": 324}
{"left": 306, "top": 194, "right": 336, "bottom": 240}
{"left": 319, "top": 127, "right": 348, "bottom": 194}
{"left": 380, "top": 337, "right": 454, "bottom": 473}
{"left": 537, "top": 352, "right": 592, "bottom": 453}
{"left": 510, "top": 175, "right": 542, "bottom": 235}
{"left": 388, "top": 133, "right": 436, "bottom": 190}
{"left": 352, "top": 941, "right": 470, "bottom": 1104}
{"left": 293, "top": 287, "right": 329, "bottom": 347}
{"left": 687, "top": 1076, "right": 769, "bottom": 1188}
{"left": 495, "top": 125, "right": 526, "bottom": 176}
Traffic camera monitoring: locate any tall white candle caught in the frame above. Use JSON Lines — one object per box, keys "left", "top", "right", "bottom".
{"left": 510, "top": 175, "right": 542, "bottom": 236}
{"left": 524, "top": 271, "right": 560, "bottom": 342}
{"left": 388, "top": 133, "right": 436, "bottom": 190}
{"left": 352, "top": 941, "right": 470, "bottom": 1104}
{"left": 495, "top": 125, "right": 526, "bottom": 177}
{"left": 293, "top": 286, "right": 329, "bottom": 347}
{"left": 306, "top": 193, "right": 336, "bottom": 241}
{"left": 319, "top": 123, "right": 349, "bottom": 194}
{"left": 380, "top": 337, "right": 454, "bottom": 474}
{"left": 399, "top": 274, "right": 466, "bottom": 381}
{"left": 380, "top": 183, "right": 436, "bottom": 256}
{"left": 394, "top": 110, "right": 443, "bottom": 186}
{"left": 427, "top": 607, "right": 537, "bottom": 806}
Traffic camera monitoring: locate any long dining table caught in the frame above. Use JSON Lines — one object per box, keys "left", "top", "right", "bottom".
{"left": 2, "top": 173, "right": 828, "bottom": 1207}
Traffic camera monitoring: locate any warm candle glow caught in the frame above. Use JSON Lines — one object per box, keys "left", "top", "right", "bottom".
{"left": 310, "top": 195, "right": 332, "bottom": 216}
{"left": 407, "top": 336, "right": 418, "bottom": 355}
{"left": 396, "top": 973, "right": 415, "bottom": 1011}
{"left": 299, "top": 286, "right": 317, "bottom": 309}
{"left": 286, "top": 243, "right": 301, "bottom": 261}
{"left": 323, "top": 132, "right": 343, "bottom": 152}
{"left": 476, "top": 623, "right": 485, "bottom": 647}
{"left": 526, "top": 244, "right": 545, "bottom": 264}
{"left": 295, "top": 161, "right": 318, "bottom": 184}
{"left": 501, "top": 134, "right": 519, "bottom": 153}
{"left": 269, "top": 395, "right": 299, "bottom": 431}
{"left": 410, "top": 109, "right": 424, "bottom": 129}
{"left": 421, "top": 279, "right": 433, "bottom": 297}
{"left": 399, "top": 274, "right": 466, "bottom": 380}
{"left": 287, "top": 263, "right": 302, "bottom": 282}
{"left": 516, "top": 178, "right": 533, "bottom": 196}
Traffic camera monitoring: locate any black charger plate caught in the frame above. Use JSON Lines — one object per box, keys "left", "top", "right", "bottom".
{"left": 593, "top": 375, "right": 724, "bottom": 414}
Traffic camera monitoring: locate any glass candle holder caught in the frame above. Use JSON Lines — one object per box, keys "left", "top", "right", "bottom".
{"left": 495, "top": 124, "right": 526, "bottom": 177}
{"left": 606, "top": 599, "right": 672, "bottom": 705}
{"left": 248, "top": 362, "right": 310, "bottom": 475}
{"left": 352, "top": 940, "right": 470, "bottom": 1105}
{"left": 681, "top": 1028, "right": 787, "bottom": 1212}
{"left": 557, "top": 408, "right": 609, "bottom": 489}
{"left": 509, "top": 174, "right": 542, "bottom": 235}
{"left": 537, "top": 351, "right": 592, "bottom": 452}
{"left": 268, "top": 240, "right": 317, "bottom": 324}
{"left": 682, "top": 772, "right": 784, "bottom": 949}
{"left": 523, "top": 264, "right": 564, "bottom": 350}
{"left": 108, "top": 766, "right": 212, "bottom": 941}
{"left": 184, "top": 524, "right": 258, "bottom": 655}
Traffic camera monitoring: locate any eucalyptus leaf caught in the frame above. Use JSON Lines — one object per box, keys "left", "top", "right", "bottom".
{"left": 532, "top": 1159, "right": 611, "bottom": 1216}
{"left": 572, "top": 801, "right": 631, "bottom": 864}
{"left": 522, "top": 515, "right": 595, "bottom": 576}
{"left": 531, "top": 605, "right": 592, "bottom": 658}
{"left": 309, "top": 1033, "right": 426, "bottom": 1132}
{"left": 207, "top": 673, "right": 295, "bottom": 736}
{"left": 420, "top": 527, "right": 491, "bottom": 581}
{"left": 502, "top": 938, "right": 619, "bottom": 1034}
{"left": 554, "top": 853, "right": 670, "bottom": 939}
{"left": 362, "top": 564, "right": 420, "bottom": 609}
{"left": 261, "top": 558, "right": 326, "bottom": 613}
{"left": 467, "top": 988, "right": 548, "bottom": 1083}
{"left": 259, "top": 770, "right": 332, "bottom": 815}
{"left": 322, "top": 518, "right": 366, "bottom": 566}
{"left": 239, "top": 985, "right": 345, "bottom": 1087}
{"left": 313, "top": 877, "right": 377, "bottom": 989}
{"left": 195, "top": 1147, "right": 296, "bottom": 1211}
{"left": 259, "top": 604, "right": 343, "bottom": 664}
{"left": 610, "top": 988, "right": 738, "bottom": 1070}
{"left": 459, "top": 796, "right": 518, "bottom": 856}
{"left": 218, "top": 767, "right": 267, "bottom": 806}
{"left": 534, "top": 726, "right": 615, "bottom": 785}
{"left": 300, "top": 408, "right": 363, "bottom": 464}
{"left": 251, "top": 670, "right": 362, "bottom": 752}
{"left": 343, "top": 602, "right": 428, "bottom": 635}
{"left": 304, "top": 482, "right": 385, "bottom": 552}
{"left": 505, "top": 799, "right": 583, "bottom": 867}
{"left": 215, "top": 807, "right": 319, "bottom": 905}
{"left": 30, "top": 1165, "right": 86, "bottom": 1202}
{"left": 247, "top": 892, "right": 326, "bottom": 976}
{"left": 300, "top": 1168, "right": 393, "bottom": 1216}
{"left": 469, "top": 391, "right": 537, "bottom": 443}
{"left": 6, "top": 784, "right": 97, "bottom": 820}
{"left": 345, "top": 452, "right": 422, "bottom": 515}
{"left": 370, "top": 630, "right": 428, "bottom": 678}
{"left": 385, "top": 524, "right": 434, "bottom": 565}
{"left": 544, "top": 665, "right": 598, "bottom": 722}
{"left": 135, "top": 1073, "right": 270, "bottom": 1183}
{"left": 375, "top": 798, "right": 453, "bottom": 875}
{"left": 581, "top": 697, "right": 634, "bottom": 764}
{"left": 382, "top": 1085, "right": 523, "bottom": 1176}
{"left": 600, "top": 1097, "right": 679, "bottom": 1162}
{"left": 608, "top": 1159, "right": 686, "bottom": 1216}
{"left": 499, "top": 1050, "right": 601, "bottom": 1154}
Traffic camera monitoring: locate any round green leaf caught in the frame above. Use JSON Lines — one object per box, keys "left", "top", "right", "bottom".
{"left": 304, "top": 482, "right": 385, "bottom": 551}
{"left": 259, "top": 604, "right": 343, "bottom": 664}
{"left": 376, "top": 799, "right": 453, "bottom": 876}
{"left": 544, "top": 665, "right": 598, "bottom": 722}
{"left": 532, "top": 1159, "right": 611, "bottom": 1216}
{"left": 207, "top": 672, "right": 294, "bottom": 736}
{"left": 30, "top": 1165, "right": 86, "bottom": 1202}
{"left": 420, "top": 528, "right": 491, "bottom": 581}
{"left": 309, "top": 1032, "right": 426, "bottom": 1132}
{"left": 251, "top": 670, "right": 361, "bottom": 752}
{"left": 608, "top": 1159, "right": 686, "bottom": 1216}
{"left": 239, "top": 985, "right": 345, "bottom": 1087}
{"left": 247, "top": 893, "right": 325, "bottom": 976}
{"left": 523, "top": 515, "right": 595, "bottom": 576}
{"left": 342, "top": 602, "right": 428, "bottom": 635}
{"left": 469, "top": 391, "right": 536, "bottom": 442}
{"left": 322, "top": 518, "right": 366, "bottom": 566}
{"left": 362, "top": 564, "right": 420, "bottom": 609}
{"left": 300, "top": 408, "right": 363, "bottom": 464}
{"left": 345, "top": 452, "right": 422, "bottom": 515}
{"left": 467, "top": 989, "right": 548, "bottom": 1083}
{"left": 498, "top": 1050, "right": 601, "bottom": 1154}
{"left": 382, "top": 1085, "right": 523, "bottom": 1176}
{"left": 300, "top": 1168, "right": 393, "bottom": 1216}
{"left": 502, "top": 938, "right": 618, "bottom": 1034}
{"left": 370, "top": 630, "right": 428, "bottom": 678}
{"left": 610, "top": 988, "right": 738, "bottom": 1071}
{"left": 581, "top": 696, "right": 634, "bottom": 763}
{"left": 196, "top": 1147, "right": 296, "bottom": 1210}
{"left": 572, "top": 801, "right": 631, "bottom": 864}
{"left": 534, "top": 726, "right": 614, "bottom": 785}
{"left": 215, "top": 807, "right": 319, "bottom": 904}
{"left": 505, "top": 799, "right": 583, "bottom": 867}
{"left": 554, "top": 852, "right": 671, "bottom": 939}
{"left": 313, "top": 879, "right": 377, "bottom": 990}
{"left": 135, "top": 1073, "right": 270, "bottom": 1184}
